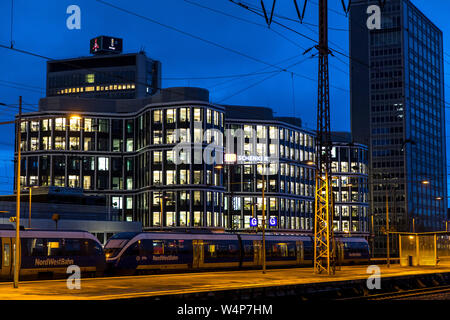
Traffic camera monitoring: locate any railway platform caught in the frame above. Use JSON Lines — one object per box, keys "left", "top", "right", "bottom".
{"left": 2, "top": 262, "right": 450, "bottom": 300}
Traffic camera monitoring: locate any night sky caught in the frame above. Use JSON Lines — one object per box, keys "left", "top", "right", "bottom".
{"left": 0, "top": 0, "right": 448, "bottom": 196}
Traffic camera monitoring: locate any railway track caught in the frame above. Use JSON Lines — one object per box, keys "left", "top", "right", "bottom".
{"left": 339, "top": 284, "right": 450, "bottom": 301}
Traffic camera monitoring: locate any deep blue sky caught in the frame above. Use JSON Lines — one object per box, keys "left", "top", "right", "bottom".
{"left": 0, "top": 0, "right": 448, "bottom": 195}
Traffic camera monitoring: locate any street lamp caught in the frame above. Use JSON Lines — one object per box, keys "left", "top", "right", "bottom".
{"left": 23, "top": 186, "right": 38, "bottom": 229}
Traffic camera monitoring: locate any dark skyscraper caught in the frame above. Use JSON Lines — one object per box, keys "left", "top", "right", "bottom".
{"left": 350, "top": 0, "right": 447, "bottom": 255}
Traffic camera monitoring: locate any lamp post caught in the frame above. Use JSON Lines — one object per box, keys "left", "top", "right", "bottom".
{"left": 14, "top": 96, "right": 22, "bottom": 289}
{"left": 24, "top": 186, "right": 38, "bottom": 229}
{"left": 261, "top": 163, "right": 266, "bottom": 274}
{"left": 385, "top": 188, "right": 390, "bottom": 268}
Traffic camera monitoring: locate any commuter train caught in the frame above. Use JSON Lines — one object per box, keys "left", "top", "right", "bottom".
{"left": 104, "top": 231, "right": 370, "bottom": 275}
{"left": 0, "top": 227, "right": 105, "bottom": 280}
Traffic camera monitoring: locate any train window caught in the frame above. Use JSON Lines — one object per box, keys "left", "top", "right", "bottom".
{"left": 3, "top": 244, "right": 10, "bottom": 267}
{"left": 125, "top": 242, "right": 140, "bottom": 256}
{"left": 47, "top": 239, "right": 63, "bottom": 256}
{"left": 243, "top": 242, "right": 254, "bottom": 258}
{"left": 207, "top": 245, "right": 216, "bottom": 257}
{"left": 64, "top": 239, "right": 81, "bottom": 256}
{"left": 204, "top": 241, "right": 238, "bottom": 259}
{"left": 153, "top": 240, "right": 164, "bottom": 255}
{"left": 30, "top": 239, "right": 46, "bottom": 256}
{"left": 267, "top": 242, "right": 296, "bottom": 258}
{"left": 90, "top": 240, "right": 104, "bottom": 256}
{"left": 150, "top": 240, "right": 181, "bottom": 256}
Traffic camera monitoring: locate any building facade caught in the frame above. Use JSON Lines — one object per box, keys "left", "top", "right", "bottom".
{"left": 350, "top": 0, "right": 447, "bottom": 254}
{"left": 223, "top": 106, "right": 316, "bottom": 232}
{"left": 46, "top": 52, "right": 161, "bottom": 99}
{"left": 330, "top": 133, "right": 369, "bottom": 236}
{"left": 15, "top": 44, "right": 371, "bottom": 235}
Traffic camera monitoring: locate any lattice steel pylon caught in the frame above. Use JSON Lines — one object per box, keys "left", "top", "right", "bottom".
{"left": 314, "top": 0, "right": 336, "bottom": 275}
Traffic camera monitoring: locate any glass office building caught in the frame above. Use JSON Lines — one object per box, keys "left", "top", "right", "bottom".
{"left": 224, "top": 106, "right": 316, "bottom": 232}
{"left": 330, "top": 133, "right": 369, "bottom": 236}
{"left": 350, "top": 0, "right": 447, "bottom": 254}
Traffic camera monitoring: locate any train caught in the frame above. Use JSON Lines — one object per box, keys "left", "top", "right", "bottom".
{"left": 104, "top": 231, "right": 370, "bottom": 275}
{"left": 0, "top": 226, "right": 370, "bottom": 280}
{"left": 0, "top": 227, "right": 105, "bottom": 280}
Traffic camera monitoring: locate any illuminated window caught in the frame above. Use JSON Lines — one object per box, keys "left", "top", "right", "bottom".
{"left": 126, "top": 139, "right": 133, "bottom": 152}
{"left": 83, "top": 176, "right": 91, "bottom": 190}
{"left": 126, "top": 177, "right": 133, "bottom": 190}
{"left": 85, "top": 74, "right": 95, "bottom": 83}
{"left": 166, "top": 129, "right": 175, "bottom": 144}
{"left": 194, "top": 108, "right": 202, "bottom": 122}
{"left": 69, "top": 137, "right": 79, "bottom": 150}
{"left": 30, "top": 121, "right": 39, "bottom": 132}
{"left": 166, "top": 109, "right": 175, "bottom": 123}
{"left": 126, "top": 197, "right": 133, "bottom": 209}
{"left": 214, "top": 111, "right": 219, "bottom": 126}
{"left": 42, "top": 136, "right": 51, "bottom": 150}
{"left": 68, "top": 175, "right": 79, "bottom": 188}
{"left": 180, "top": 170, "right": 189, "bottom": 184}
{"left": 153, "top": 151, "right": 162, "bottom": 164}
{"left": 55, "top": 118, "right": 66, "bottom": 131}
{"left": 166, "top": 170, "right": 176, "bottom": 185}
{"left": 30, "top": 137, "right": 38, "bottom": 151}
{"left": 54, "top": 176, "right": 65, "bottom": 187}
{"left": 207, "top": 109, "right": 212, "bottom": 124}
{"left": 112, "top": 196, "right": 123, "bottom": 209}
{"left": 84, "top": 137, "right": 93, "bottom": 151}
{"left": 54, "top": 136, "right": 65, "bottom": 150}
{"left": 85, "top": 86, "right": 95, "bottom": 92}
{"left": 98, "top": 157, "right": 109, "bottom": 171}
{"left": 42, "top": 119, "right": 52, "bottom": 131}
{"left": 153, "top": 171, "right": 162, "bottom": 185}
{"left": 194, "top": 211, "right": 201, "bottom": 226}
{"left": 153, "top": 110, "right": 161, "bottom": 124}
{"left": 84, "top": 118, "right": 93, "bottom": 132}
{"left": 153, "top": 130, "right": 162, "bottom": 144}
{"left": 180, "top": 108, "right": 190, "bottom": 122}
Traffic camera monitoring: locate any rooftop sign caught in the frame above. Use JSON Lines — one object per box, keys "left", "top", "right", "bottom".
{"left": 90, "top": 36, "right": 123, "bottom": 55}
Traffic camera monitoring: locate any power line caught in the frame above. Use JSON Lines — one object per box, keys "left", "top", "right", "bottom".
{"left": 218, "top": 54, "right": 315, "bottom": 102}
{"left": 94, "top": 0, "right": 306, "bottom": 77}
{"left": 183, "top": 0, "right": 308, "bottom": 51}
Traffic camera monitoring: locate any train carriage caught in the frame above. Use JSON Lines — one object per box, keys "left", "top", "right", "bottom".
{"left": 105, "top": 232, "right": 241, "bottom": 274}
{"left": 0, "top": 228, "right": 105, "bottom": 280}
{"left": 335, "top": 237, "right": 370, "bottom": 264}
{"left": 105, "top": 231, "right": 370, "bottom": 275}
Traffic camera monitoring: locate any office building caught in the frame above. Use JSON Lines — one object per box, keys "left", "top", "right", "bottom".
{"left": 330, "top": 132, "right": 369, "bottom": 236}
{"left": 350, "top": 0, "right": 447, "bottom": 254}
{"left": 47, "top": 51, "right": 161, "bottom": 99}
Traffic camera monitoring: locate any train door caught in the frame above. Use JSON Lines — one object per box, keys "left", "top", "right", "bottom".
{"left": 1, "top": 238, "right": 12, "bottom": 279}
{"left": 296, "top": 241, "right": 303, "bottom": 265}
{"left": 192, "top": 240, "right": 204, "bottom": 269}
{"left": 253, "top": 240, "right": 262, "bottom": 266}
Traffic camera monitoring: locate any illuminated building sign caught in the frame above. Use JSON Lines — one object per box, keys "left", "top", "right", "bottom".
{"left": 237, "top": 155, "right": 269, "bottom": 164}
{"left": 90, "top": 36, "right": 123, "bottom": 54}
{"left": 269, "top": 217, "right": 278, "bottom": 227}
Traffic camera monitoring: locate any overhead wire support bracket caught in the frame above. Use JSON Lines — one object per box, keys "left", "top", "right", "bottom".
{"left": 293, "top": 0, "right": 308, "bottom": 23}
{"left": 261, "top": 0, "right": 276, "bottom": 28}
